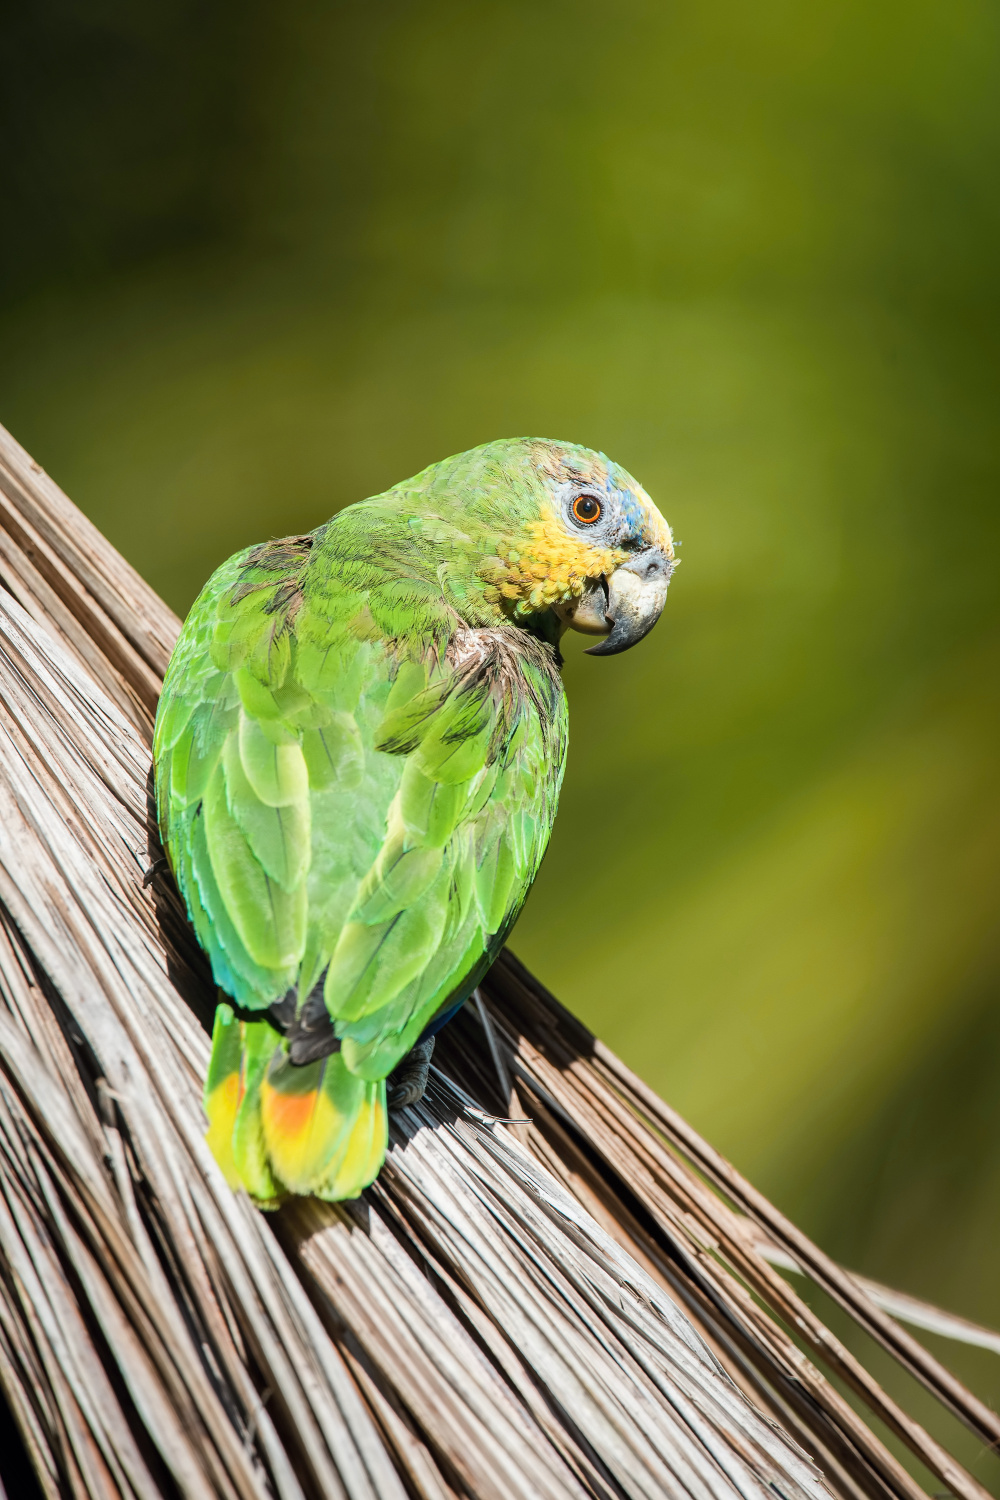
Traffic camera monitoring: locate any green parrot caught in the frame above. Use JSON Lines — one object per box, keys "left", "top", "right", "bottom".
{"left": 153, "top": 438, "right": 674, "bottom": 1203}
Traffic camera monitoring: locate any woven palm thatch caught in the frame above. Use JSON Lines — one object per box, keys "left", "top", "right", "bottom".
{"left": 0, "top": 419, "right": 994, "bottom": 1500}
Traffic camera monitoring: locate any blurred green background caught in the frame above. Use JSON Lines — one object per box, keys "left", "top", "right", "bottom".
{"left": 2, "top": 0, "right": 999, "bottom": 1484}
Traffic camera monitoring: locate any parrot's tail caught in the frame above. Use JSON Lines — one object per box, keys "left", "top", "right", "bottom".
{"left": 204, "top": 1004, "right": 387, "bottom": 1204}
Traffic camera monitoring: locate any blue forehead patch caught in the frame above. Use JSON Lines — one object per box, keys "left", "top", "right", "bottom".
{"left": 617, "top": 488, "right": 645, "bottom": 536}
{"left": 602, "top": 462, "right": 645, "bottom": 538}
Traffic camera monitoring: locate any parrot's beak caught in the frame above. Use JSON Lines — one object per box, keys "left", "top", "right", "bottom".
{"left": 576, "top": 547, "right": 673, "bottom": 656}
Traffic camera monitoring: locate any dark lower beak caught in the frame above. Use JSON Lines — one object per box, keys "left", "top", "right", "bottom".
{"left": 585, "top": 547, "right": 673, "bottom": 656}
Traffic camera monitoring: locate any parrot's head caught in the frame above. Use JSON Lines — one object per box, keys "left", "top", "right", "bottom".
{"left": 408, "top": 437, "right": 676, "bottom": 655}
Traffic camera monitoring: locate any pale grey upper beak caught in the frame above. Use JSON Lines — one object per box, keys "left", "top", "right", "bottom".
{"left": 555, "top": 547, "right": 673, "bottom": 656}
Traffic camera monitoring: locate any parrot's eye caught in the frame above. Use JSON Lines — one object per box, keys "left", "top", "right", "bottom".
{"left": 571, "top": 495, "right": 603, "bottom": 525}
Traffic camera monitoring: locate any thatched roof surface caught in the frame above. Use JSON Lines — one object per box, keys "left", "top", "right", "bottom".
{"left": 0, "top": 421, "right": 994, "bottom": 1500}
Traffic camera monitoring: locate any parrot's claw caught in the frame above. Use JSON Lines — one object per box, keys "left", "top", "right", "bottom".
{"left": 387, "top": 1037, "right": 435, "bottom": 1111}
{"left": 142, "top": 856, "right": 168, "bottom": 889}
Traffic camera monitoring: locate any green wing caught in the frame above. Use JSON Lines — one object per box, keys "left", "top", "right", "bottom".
{"left": 155, "top": 530, "right": 566, "bottom": 1194}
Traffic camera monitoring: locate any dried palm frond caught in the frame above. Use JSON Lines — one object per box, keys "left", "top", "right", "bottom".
{"left": 0, "top": 419, "right": 994, "bottom": 1500}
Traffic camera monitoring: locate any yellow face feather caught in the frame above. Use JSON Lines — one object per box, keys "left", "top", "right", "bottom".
{"left": 496, "top": 486, "right": 675, "bottom": 618}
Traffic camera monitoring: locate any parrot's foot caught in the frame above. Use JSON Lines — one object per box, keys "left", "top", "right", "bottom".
{"left": 387, "top": 1037, "right": 435, "bottom": 1111}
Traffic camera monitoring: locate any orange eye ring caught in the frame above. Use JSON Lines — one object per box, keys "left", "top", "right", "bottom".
{"left": 571, "top": 494, "right": 603, "bottom": 525}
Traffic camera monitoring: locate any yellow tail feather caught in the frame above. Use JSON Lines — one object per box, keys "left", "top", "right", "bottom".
{"left": 315, "top": 1085, "right": 387, "bottom": 1201}
{"left": 205, "top": 1007, "right": 389, "bottom": 1202}
{"left": 205, "top": 1070, "right": 243, "bottom": 1188}
{"left": 260, "top": 1049, "right": 387, "bottom": 1200}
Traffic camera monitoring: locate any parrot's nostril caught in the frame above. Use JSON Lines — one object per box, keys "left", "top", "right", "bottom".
{"left": 635, "top": 550, "right": 671, "bottom": 581}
